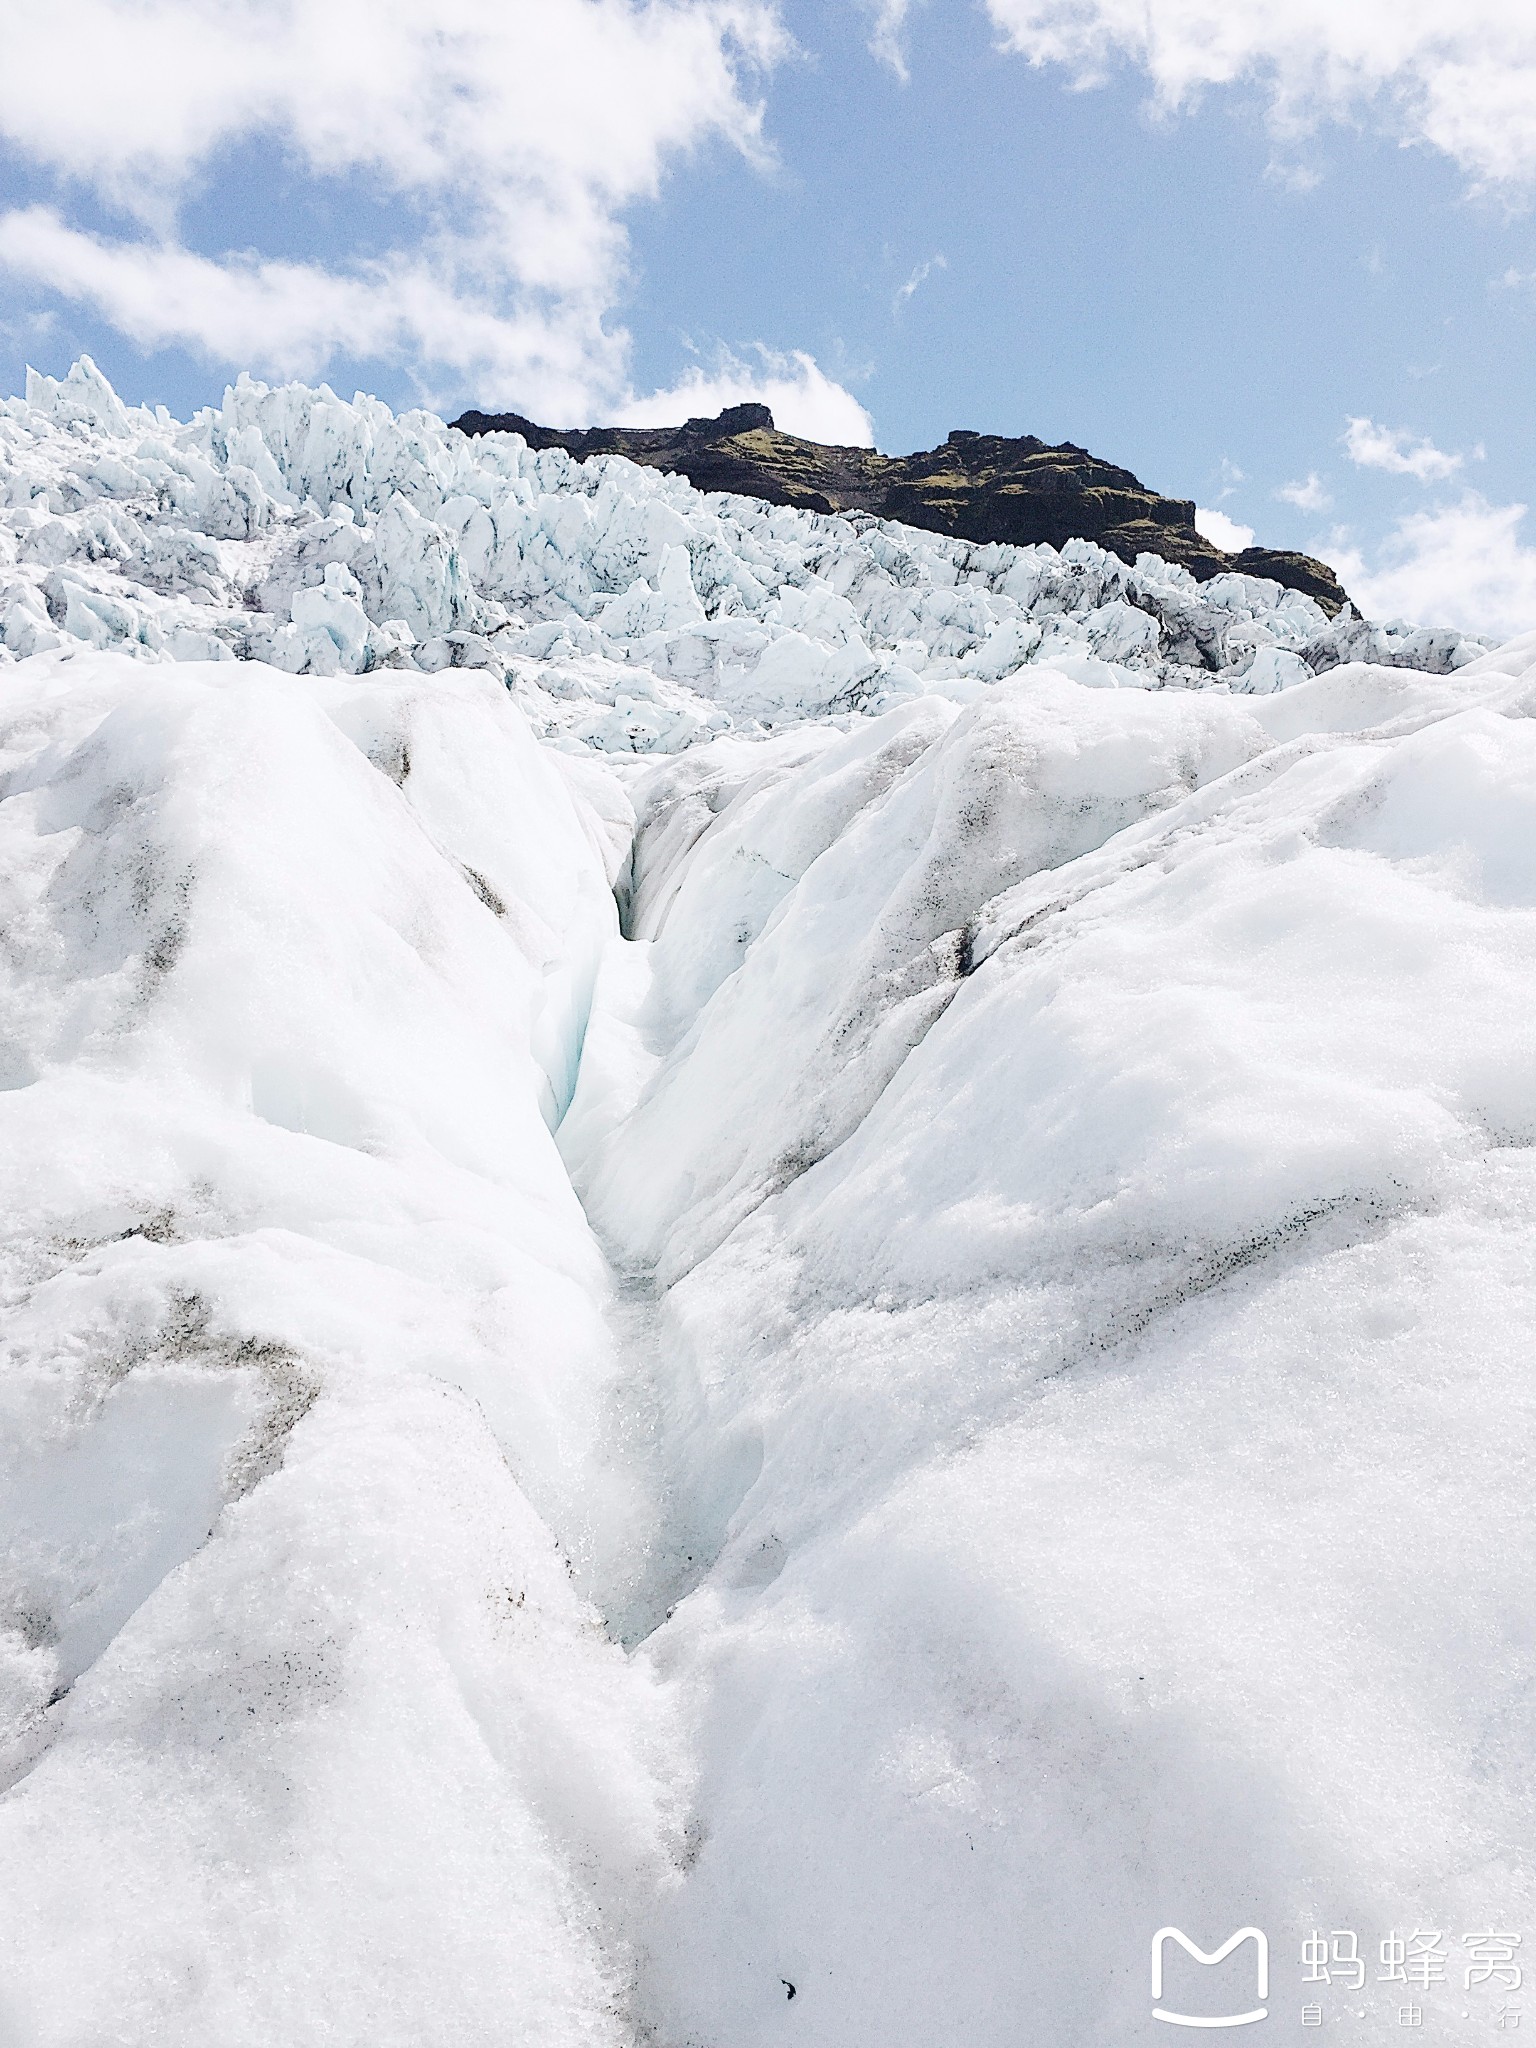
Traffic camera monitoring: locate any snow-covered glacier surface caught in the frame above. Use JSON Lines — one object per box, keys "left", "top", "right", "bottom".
{"left": 1, "top": 362, "right": 1534, "bottom": 2047}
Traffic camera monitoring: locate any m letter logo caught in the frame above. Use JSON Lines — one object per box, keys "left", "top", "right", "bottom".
{"left": 1151, "top": 1927, "right": 1269, "bottom": 2028}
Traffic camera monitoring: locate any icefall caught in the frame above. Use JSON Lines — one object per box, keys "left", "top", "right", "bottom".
{"left": 0, "top": 357, "right": 1486, "bottom": 755}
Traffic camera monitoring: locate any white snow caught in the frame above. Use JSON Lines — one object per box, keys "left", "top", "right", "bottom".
{"left": 1, "top": 363, "right": 1534, "bottom": 2046}
{"left": 569, "top": 651, "right": 1536, "bottom": 2046}
{"left": 0, "top": 652, "right": 678, "bottom": 2044}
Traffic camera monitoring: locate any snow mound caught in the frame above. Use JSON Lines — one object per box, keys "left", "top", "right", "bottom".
{"left": 563, "top": 644, "right": 1536, "bottom": 2046}
{"left": 0, "top": 652, "right": 678, "bottom": 2045}
{"left": 0, "top": 359, "right": 1485, "bottom": 760}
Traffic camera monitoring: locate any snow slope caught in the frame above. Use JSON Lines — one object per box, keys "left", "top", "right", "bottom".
{"left": 567, "top": 645, "right": 1536, "bottom": 2045}
{"left": 0, "top": 653, "right": 683, "bottom": 2045}
{"left": 1, "top": 364, "right": 1534, "bottom": 2047}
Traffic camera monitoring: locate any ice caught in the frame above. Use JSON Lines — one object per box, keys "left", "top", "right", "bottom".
{"left": 1, "top": 358, "right": 1534, "bottom": 2045}
{"left": 567, "top": 674, "right": 1275, "bottom": 1279}
{"left": 0, "top": 361, "right": 1491, "bottom": 764}
{"left": 559, "top": 651, "right": 1536, "bottom": 2046}
{"left": 0, "top": 651, "right": 678, "bottom": 2045}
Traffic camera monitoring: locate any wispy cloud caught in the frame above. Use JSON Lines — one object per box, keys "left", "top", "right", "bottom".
{"left": 0, "top": 208, "right": 616, "bottom": 409}
{"left": 1277, "top": 472, "right": 1332, "bottom": 513}
{"left": 893, "top": 254, "right": 947, "bottom": 318}
{"left": 1330, "top": 494, "right": 1536, "bottom": 639}
{"left": 982, "top": 0, "right": 1536, "bottom": 195}
{"left": 863, "top": 0, "right": 920, "bottom": 80}
{"left": 1343, "top": 417, "right": 1462, "bottom": 484}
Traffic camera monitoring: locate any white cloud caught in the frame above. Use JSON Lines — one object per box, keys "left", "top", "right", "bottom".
{"left": 1194, "top": 506, "right": 1256, "bottom": 552}
{"left": 863, "top": 0, "right": 920, "bottom": 80}
{"left": 1278, "top": 472, "right": 1332, "bottom": 513}
{"left": 1, "top": 1, "right": 786, "bottom": 267}
{"left": 1332, "top": 494, "right": 1536, "bottom": 640}
{"left": 616, "top": 347, "right": 875, "bottom": 444}
{"left": 1343, "top": 417, "right": 1463, "bottom": 483}
{"left": 892, "top": 255, "right": 947, "bottom": 317}
{"left": 0, "top": 208, "right": 624, "bottom": 417}
{"left": 981, "top": 0, "right": 1536, "bottom": 192}
{"left": 0, "top": 0, "right": 867, "bottom": 431}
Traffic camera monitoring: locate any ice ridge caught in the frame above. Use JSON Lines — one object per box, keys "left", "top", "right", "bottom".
{"left": 0, "top": 358, "right": 1486, "bottom": 757}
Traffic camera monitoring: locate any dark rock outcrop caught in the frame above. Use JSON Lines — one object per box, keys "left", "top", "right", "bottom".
{"left": 452, "top": 405, "right": 1349, "bottom": 615}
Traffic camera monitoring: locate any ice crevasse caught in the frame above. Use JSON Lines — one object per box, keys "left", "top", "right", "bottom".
{"left": 0, "top": 364, "right": 1533, "bottom": 2047}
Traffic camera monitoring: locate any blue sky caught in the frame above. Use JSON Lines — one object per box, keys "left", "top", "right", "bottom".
{"left": 5, "top": 0, "right": 1536, "bottom": 633}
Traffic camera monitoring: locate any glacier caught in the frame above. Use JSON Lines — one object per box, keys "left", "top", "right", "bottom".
{"left": 0, "top": 360, "right": 1533, "bottom": 2047}
{"left": 1, "top": 356, "right": 1485, "bottom": 745}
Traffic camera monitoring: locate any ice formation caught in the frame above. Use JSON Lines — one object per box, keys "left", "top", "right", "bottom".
{"left": 1, "top": 358, "right": 1485, "bottom": 756}
{"left": 1, "top": 361, "right": 1533, "bottom": 2047}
